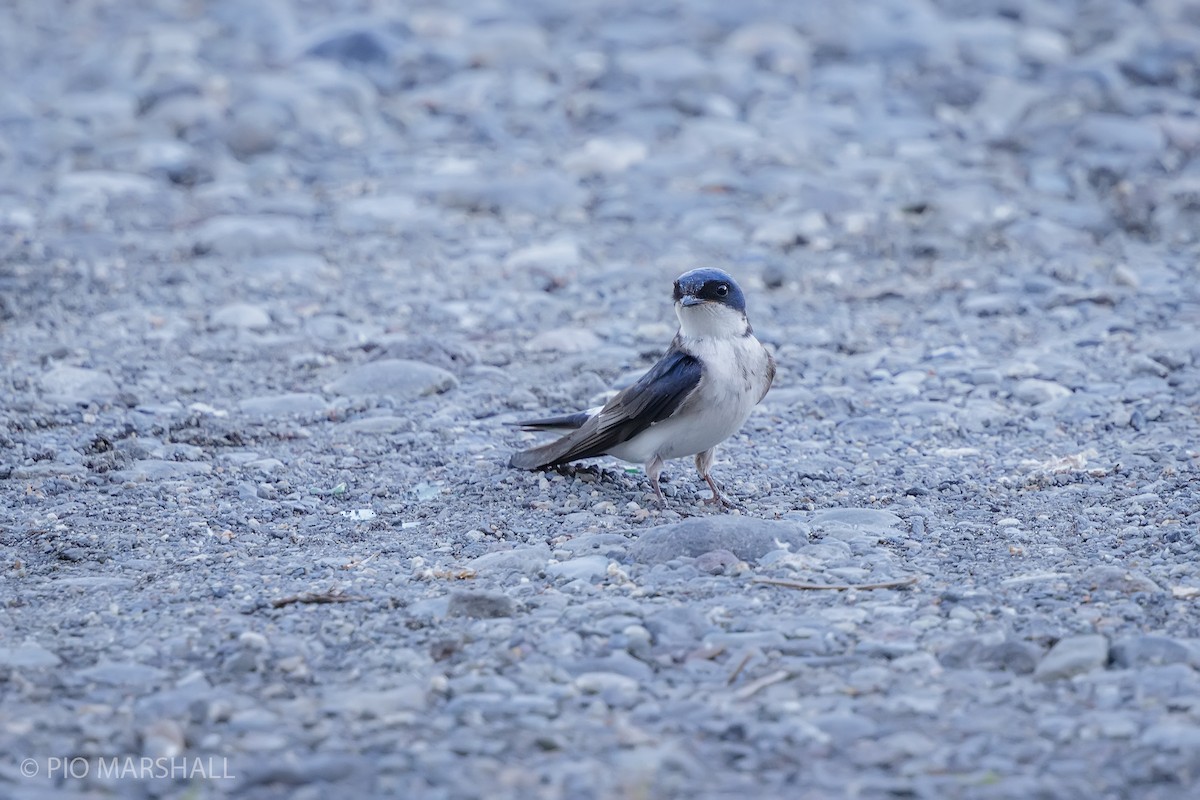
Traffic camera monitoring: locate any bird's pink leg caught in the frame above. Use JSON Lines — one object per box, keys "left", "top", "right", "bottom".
{"left": 645, "top": 455, "right": 666, "bottom": 505}
{"left": 695, "top": 449, "right": 729, "bottom": 508}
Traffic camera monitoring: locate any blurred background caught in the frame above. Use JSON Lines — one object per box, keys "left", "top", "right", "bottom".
{"left": 4, "top": 3, "right": 1200, "bottom": 799}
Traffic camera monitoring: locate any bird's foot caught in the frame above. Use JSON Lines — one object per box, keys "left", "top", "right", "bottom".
{"left": 649, "top": 480, "right": 666, "bottom": 508}
{"left": 703, "top": 492, "right": 730, "bottom": 509}
{"left": 702, "top": 475, "right": 734, "bottom": 511}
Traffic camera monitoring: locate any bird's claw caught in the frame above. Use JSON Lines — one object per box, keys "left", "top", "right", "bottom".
{"left": 702, "top": 475, "right": 734, "bottom": 510}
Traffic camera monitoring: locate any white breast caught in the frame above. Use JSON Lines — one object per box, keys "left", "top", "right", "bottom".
{"left": 608, "top": 334, "right": 772, "bottom": 464}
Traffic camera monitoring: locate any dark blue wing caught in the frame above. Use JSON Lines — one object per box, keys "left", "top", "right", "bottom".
{"left": 509, "top": 343, "right": 703, "bottom": 469}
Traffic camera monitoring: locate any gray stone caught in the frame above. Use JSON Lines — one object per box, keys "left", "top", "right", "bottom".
{"left": 304, "top": 27, "right": 395, "bottom": 68}
{"left": 620, "top": 624, "right": 653, "bottom": 659}
{"left": 460, "top": 24, "right": 546, "bottom": 69}
{"left": 210, "top": 302, "right": 272, "bottom": 331}
{"left": 137, "top": 139, "right": 209, "bottom": 185}
{"left": 324, "top": 359, "right": 457, "bottom": 399}
{"left": 1110, "top": 636, "right": 1195, "bottom": 669}
{"left": 9, "top": 462, "right": 90, "bottom": 479}
{"left": 617, "top": 45, "right": 708, "bottom": 83}
{"left": 446, "top": 591, "right": 517, "bottom": 619}
{"left": 1012, "top": 378, "right": 1072, "bottom": 405}
{"left": 574, "top": 671, "right": 641, "bottom": 708}
{"left": 975, "top": 640, "right": 1042, "bottom": 675}
{"left": 627, "top": 517, "right": 807, "bottom": 564}
{"left": 54, "top": 577, "right": 136, "bottom": 590}
{"left": 239, "top": 393, "right": 327, "bottom": 417}
{"left": 419, "top": 172, "right": 587, "bottom": 219}
{"left": 135, "top": 677, "right": 214, "bottom": 719}
{"left": 704, "top": 630, "right": 788, "bottom": 651}
{"left": 321, "top": 685, "right": 427, "bottom": 718}
{"left": 562, "top": 137, "right": 648, "bottom": 175}
{"left": 140, "top": 719, "right": 186, "bottom": 759}
{"left": 1034, "top": 635, "right": 1109, "bottom": 682}
{"left": 58, "top": 170, "right": 157, "bottom": 200}
{"left": 546, "top": 554, "right": 609, "bottom": 582}
{"left": 693, "top": 549, "right": 742, "bottom": 574}
{"left": 0, "top": 642, "right": 62, "bottom": 668}
{"left": 503, "top": 237, "right": 583, "bottom": 273}
{"left": 1139, "top": 722, "right": 1200, "bottom": 751}
{"left": 240, "top": 755, "right": 358, "bottom": 788}
{"left": 724, "top": 22, "right": 811, "bottom": 78}
{"left": 1082, "top": 566, "right": 1164, "bottom": 594}
{"left": 225, "top": 100, "right": 290, "bottom": 158}
{"left": 810, "top": 508, "right": 905, "bottom": 534}
{"left": 814, "top": 711, "right": 879, "bottom": 745}
{"left": 1075, "top": 113, "right": 1167, "bottom": 154}
{"left": 940, "top": 637, "right": 1042, "bottom": 675}
{"left": 39, "top": 366, "right": 119, "bottom": 405}
{"left": 1019, "top": 28, "right": 1070, "bottom": 65}
{"left": 113, "top": 460, "right": 213, "bottom": 481}
{"left": 193, "top": 215, "right": 313, "bottom": 257}
{"left": 336, "top": 194, "right": 425, "bottom": 233}
{"left": 338, "top": 416, "right": 410, "bottom": 434}
{"left": 524, "top": 327, "right": 603, "bottom": 354}
{"left": 557, "top": 533, "right": 630, "bottom": 558}
{"left": 245, "top": 253, "right": 331, "bottom": 280}
{"left": 78, "top": 661, "right": 168, "bottom": 686}
{"left": 751, "top": 213, "right": 827, "bottom": 248}
{"left": 1130, "top": 354, "right": 1170, "bottom": 378}
{"left": 570, "top": 651, "right": 655, "bottom": 683}
{"left": 468, "top": 545, "right": 552, "bottom": 576}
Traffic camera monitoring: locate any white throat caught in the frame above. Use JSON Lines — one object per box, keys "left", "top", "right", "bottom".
{"left": 675, "top": 302, "right": 749, "bottom": 339}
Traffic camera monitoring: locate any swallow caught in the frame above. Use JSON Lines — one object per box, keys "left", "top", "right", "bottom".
{"left": 509, "top": 268, "right": 775, "bottom": 507}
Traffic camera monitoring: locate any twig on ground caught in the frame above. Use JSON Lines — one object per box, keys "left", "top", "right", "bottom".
{"left": 726, "top": 651, "right": 755, "bottom": 685}
{"left": 733, "top": 670, "right": 791, "bottom": 700}
{"left": 342, "top": 552, "right": 380, "bottom": 570}
{"left": 270, "top": 590, "right": 366, "bottom": 608}
{"left": 752, "top": 575, "right": 919, "bottom": 591}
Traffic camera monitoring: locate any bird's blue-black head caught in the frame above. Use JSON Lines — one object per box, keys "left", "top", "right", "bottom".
{"left": 672, "top": 268, "right": 746, "bottom": 314}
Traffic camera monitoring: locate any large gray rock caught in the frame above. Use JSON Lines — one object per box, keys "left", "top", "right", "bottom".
{"left": 209, "top": 302, "right": 272, "bottom": 330}
{"left": 303, "top": 25, "right": 400, "bottom": 68}
{"left": 1034, "top": 635, "right": 1109, "bottom": 682}
{"left": 324, "top": 359, "right": 457, "bottom": 399}
{"left": 468, "top": 545, "right": 552, "bottom": 577}
{"left": 1110, "top": 636, "right": 1195, "bottom": 669}
{"left": 627, "top": 517, "right": 808, "bottom": 564}
{"left": 1012, "top": 378, "right": 1072, "bottom": 405}
{"left": 39, "top": 366, "right": 119, "bottom": 405}
{"left": 810, "top": 508, "right": 906, "bottom": 534}
{"left": 113, "top": 460, "right": 213, "bottom": 481}
{"left": 0, "top": 642, "right": 62, "bottom": 668}
{"left": 77, "top": 661, "right": 168, "bottom": 686}
{"left": 547, "top": 554, "right": 609, "bottom": 582}
{"left": 239, "top": 392, "right": 328, "bottom": 418}
{"left": 446, "top": 591, "right": 517, "bottom": 619}
{"left": 192, "top": 215, "right": 314, "bottom": 256}
{"left": 939, "top": 637, "right": 1042, "bottom": 675}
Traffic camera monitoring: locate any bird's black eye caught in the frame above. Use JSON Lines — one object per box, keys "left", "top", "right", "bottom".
{"left": 715, "top": 283, "right": 729, "bottom": 297}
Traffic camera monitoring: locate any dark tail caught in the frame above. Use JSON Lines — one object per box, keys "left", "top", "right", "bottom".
{"left": 509, "top": 439, "right": 576, "bottom": 470}
{"left": 508, "top": 410, "right": 592, "bottom": 432}
{"left": 509, "top": 408, "right": 604, "bottom": 469}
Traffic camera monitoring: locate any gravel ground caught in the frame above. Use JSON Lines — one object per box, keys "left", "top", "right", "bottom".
{"left": 3, "top": 0, "right": 1200, "bottom": 798}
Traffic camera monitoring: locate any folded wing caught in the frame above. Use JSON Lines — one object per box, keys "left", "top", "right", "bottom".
{"left": 509, "top": 347, "right": 703, "bottom": 469}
